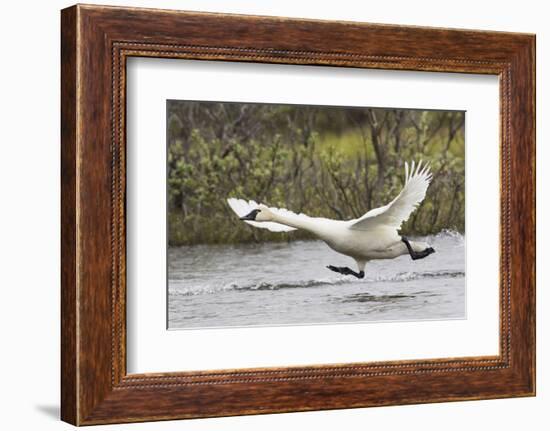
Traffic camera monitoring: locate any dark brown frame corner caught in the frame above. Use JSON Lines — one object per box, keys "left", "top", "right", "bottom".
{"left": 61, "top": 4, "right": 535, "bottom": 425}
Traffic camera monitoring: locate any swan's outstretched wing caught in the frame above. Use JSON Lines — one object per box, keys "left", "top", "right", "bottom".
{"left": 349, "top": 161, "right": 432, "bottom": 232}
{"left": 227, "top": 198, "right": 298, "bottom": 232}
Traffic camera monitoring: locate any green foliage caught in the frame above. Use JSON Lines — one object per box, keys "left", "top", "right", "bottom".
{"left": 167, "top": 102, "right": 465, "bottom": 246}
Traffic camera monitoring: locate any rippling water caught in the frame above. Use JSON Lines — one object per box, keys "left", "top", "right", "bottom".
{"left": 168, "top": 231, "right": 465, "bottom": 329}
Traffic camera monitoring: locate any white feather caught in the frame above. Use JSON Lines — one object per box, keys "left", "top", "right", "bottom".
{"left": 349, "top": 160, "right": 432, "bottom": 231}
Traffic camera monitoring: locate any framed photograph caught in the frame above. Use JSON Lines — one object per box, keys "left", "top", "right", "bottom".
{"left": 61, "top": 4, "right": 535, "bottom": 425}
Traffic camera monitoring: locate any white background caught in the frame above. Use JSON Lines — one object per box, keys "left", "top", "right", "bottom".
{"left": 127, "top": 59, "right": 499, "bottom": 373}
{"left": 0, "top": 0, "right": 546, "bottom": 430}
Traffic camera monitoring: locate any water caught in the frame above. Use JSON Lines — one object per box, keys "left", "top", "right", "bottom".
{"left": 168, "top": 231, "right": 465, "bottom": 329}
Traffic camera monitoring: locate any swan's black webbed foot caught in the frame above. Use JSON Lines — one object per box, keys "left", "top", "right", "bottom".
{"left": 401, "top": 236, "right": 436, "bottom": 261}
{"left": 327, "top": 265, "right": 365, "bottom": 279}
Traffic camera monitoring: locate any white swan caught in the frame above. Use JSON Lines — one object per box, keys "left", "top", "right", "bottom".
{"left": 227, "top": 161, "right": 435, "bottom": 278}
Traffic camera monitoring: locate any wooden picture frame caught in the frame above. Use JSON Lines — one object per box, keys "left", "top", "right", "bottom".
{"left": 61, "top": 4, "right": 535, "bottom": 425}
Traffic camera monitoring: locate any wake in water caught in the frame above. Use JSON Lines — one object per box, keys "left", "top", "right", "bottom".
{"left": 169, "top": 269, "right": 465, "bottom": 297}
{"left": 168, "top": 231, "right": 465, "bottom": 328}
{"left": 169, "top": 231, "right": 464, "bottom": 294}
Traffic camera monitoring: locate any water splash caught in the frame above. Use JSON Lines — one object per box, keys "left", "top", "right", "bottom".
{"left": 169, "top": 269, "right": 465, "bottom": 297}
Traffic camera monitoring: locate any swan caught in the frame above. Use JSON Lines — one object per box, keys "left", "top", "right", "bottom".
{"left": 227, "top": 161, "right": 435, "bottom": 279}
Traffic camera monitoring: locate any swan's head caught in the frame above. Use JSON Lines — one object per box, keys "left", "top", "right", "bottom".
{"left": 240, "top": 204, "right": 273, "bottom": 222}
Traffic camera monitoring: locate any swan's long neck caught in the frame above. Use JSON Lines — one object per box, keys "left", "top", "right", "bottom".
{"left": 271, "top": 212, "right": 317, "bottom": 233}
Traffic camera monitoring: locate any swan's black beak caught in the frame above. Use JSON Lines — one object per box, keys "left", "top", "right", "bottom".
{"left": 240, "top": 209, "right": 260, "bottom": 221}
